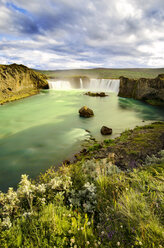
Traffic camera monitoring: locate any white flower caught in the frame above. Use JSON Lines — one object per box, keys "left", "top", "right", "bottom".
{"left": 70, "top": 238, "right": 75, "bottom": 243}
{"left": 87, "top": 221, "right": 91, "bottom": 225}
{"left": 139, "top": 241, "right": 142, "bottom": 245}
{"left": 120, "top": 225, "right": 123, "bottom": 228}
{"left": 117, "top": 241, "right": 120, "bottom": 246}
{"left": 1, "top": 217, "right": 12, "bottom": 228}
{"left": 86, "top": 241, "right": 90, "bottom": 245}
{"left": 36, "top": 184, "right": 46, "bottom": 193}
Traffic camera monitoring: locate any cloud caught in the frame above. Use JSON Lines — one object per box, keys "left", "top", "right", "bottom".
{"left": 0, "top": 0, "right": 163, "bottom": 69}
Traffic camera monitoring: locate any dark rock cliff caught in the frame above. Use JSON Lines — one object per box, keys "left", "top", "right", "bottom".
{"left": 118, "top": 74, "right": 164, "bottom": 106}
{"left": 0, "top": 63, "right": 48, "bottom": 104}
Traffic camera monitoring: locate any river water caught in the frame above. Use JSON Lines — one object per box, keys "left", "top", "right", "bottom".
{"left": 0, "top": 89, "right": 163, "bottom": 191}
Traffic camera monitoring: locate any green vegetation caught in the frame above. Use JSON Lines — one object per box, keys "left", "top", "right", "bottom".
{"left": 38, "top": 68, "right": 164, "bottom": 79}
{"left": 0, "top": 123, "right": 164, "bottom": 247}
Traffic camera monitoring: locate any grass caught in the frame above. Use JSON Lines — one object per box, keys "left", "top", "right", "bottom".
{"left": 38, "top": 68, "right": 164, "bottom": 79}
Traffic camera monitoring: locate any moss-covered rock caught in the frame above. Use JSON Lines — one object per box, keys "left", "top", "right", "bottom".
{"left": 77, "top": 122, "right": 164, "bottom": 170}
{"left": 79, "top": 106, "right": 94, "bottom": 118}
{"left": 0, "top": 63, "right": 48, "bottom": 104}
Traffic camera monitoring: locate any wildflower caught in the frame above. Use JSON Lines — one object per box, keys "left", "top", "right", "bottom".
{"left": 68, "top": 230, "right": 72, "bottom": 233}
{"left": 101, "top": 231, "right": 105, "bottom": 235}
{"left": 86, "top": 241, "right": 90, "bottom": 245}
{"left": 120, "top": 225, "right": 123, "bottom": 228}
{"left": 70, "top": 238, "right": 75, "bottom": 243}
{"left": 117, "top": 241, "right": 120, "bottom": 246}
{"left": 98, "top": 241, "right": 101, "bottom": 245}
{"left": 1, "top": 217, "right": 12, "bottom": 229}
{"left": 139, "top": 241, "right": 142, "bottom": 245}
{"left": 87, "top": 221, "right": 91, "bottom": 225}
{"left": 69, "top": 214, "right": 71, "bottom": 217}
{"left": 81, "top": 227, "right": 84, "bottom": 230}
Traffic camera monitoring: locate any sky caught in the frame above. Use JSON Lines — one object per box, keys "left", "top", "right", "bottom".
{"left": 0, "top": 0, "right": 164, "bottom": 69}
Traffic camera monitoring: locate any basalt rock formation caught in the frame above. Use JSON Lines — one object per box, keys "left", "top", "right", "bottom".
{"left": 0, "top": 63, "right": 48, "bottom": 104}
{"left": 118, "top": 74, "right": 164, "bottom": 106}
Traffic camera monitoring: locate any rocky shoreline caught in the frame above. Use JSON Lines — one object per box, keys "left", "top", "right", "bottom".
{"left": 66, "top": 121, "right": 164, "bottom": 171}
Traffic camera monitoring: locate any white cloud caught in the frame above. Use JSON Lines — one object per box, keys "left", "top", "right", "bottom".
{"left": 0, "top": 0, "right": 163, "bottom": 69}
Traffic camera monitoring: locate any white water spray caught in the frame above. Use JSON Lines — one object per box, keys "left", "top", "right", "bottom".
{"left": 48, "top": 78, "right": 120, "bottom": 94}
{"left": 48, "top": 80, "right": 72, "bottom": 90}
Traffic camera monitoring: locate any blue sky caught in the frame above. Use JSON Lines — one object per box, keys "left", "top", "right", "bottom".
{"left": 0, "top": 0, "right": 164, "bottom": 69}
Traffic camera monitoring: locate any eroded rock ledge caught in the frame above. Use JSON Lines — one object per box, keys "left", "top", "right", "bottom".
{"left": 0, "top": 63, "right": 48, "bottom": 104}
{"left": 118, "top": 74, "right": 164, "bottom": 106}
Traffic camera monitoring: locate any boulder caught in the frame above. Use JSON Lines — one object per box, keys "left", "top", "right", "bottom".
{"left": 101, "top": 126, "right": 112, "bottom": 135}
{"left": 79, "top": 106, "right": 94, "bottom": 118}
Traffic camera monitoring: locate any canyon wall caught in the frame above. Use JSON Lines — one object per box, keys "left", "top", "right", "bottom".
{"left": 0, "top": 64, "right": 48, "bottom": 104}
{"left": 118, "top": 74, "right": 164, "bottom": 105}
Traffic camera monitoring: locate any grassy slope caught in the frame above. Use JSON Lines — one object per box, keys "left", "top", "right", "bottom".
{"left": 0, "top": 122, "right": 164, "bottom": 247}
{"left": 38, "top": 68, "right": 164, "bottom": 79}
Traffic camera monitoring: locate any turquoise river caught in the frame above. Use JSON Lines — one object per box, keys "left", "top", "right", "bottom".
{"left": 0, "top": 89, "right": 164, "bottom": 191}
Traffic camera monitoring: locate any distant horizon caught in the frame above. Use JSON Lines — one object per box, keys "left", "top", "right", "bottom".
{"left": 0, "top": 0, "right": 164, "bottom": 69}
{"left": 1, "top": 63, "right": 164, "bottom": 71}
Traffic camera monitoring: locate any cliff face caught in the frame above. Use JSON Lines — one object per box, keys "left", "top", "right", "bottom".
{"left": 0, "top": 64, "right": 48, "bottom": 104}
{"left": 118, "top": 74, "right": 164, "bottom": 105}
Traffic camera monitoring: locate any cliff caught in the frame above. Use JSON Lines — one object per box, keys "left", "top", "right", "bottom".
{"left": 118, "top": 74, "right": 164, "bottom": 106}
{"left": 0, "top": 64, "right": 48, "bottom": 104}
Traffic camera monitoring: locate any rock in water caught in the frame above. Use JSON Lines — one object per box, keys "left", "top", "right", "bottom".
{"left": 79, "top": 106, "right": 94, "bottom": 118}
{"left": 84, "top": 92, "right": 108, "bottom": 97}
{"left": 101, "top": 126, "right": 112, "bottom": 135}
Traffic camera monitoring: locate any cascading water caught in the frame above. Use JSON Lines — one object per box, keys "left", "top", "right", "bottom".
{"left": 87, "top": 79, "right": 120, "bottom": 94}
{"left": 80, "top": 78, "right": 83, "bottom": 89}
{"left": 48, "top": 80, "right": 72, "bottom": 90}
{"left": 48, "top": 78, "right": 120, "bottom": 94}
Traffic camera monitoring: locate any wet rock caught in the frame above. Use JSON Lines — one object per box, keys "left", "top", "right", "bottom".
{"left": 84, "top": 91, "right": 108, "bottom": 97}
{"left": 101, "top": 126, "right": 112, "bottom": 135}
{"left": 79, "top": 106, "right": 94, "bottom": 118}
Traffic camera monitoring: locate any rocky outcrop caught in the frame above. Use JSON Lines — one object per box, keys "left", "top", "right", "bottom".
{"left": 84, "top": 92, "right": 108, "bottom": 97}
{"left": 100, "top": 126, "right": 112, "bottom": 135}
{"left": 118, "top": 74, "right": 164, "bottom": 106}
{"left": 79, "top": 106, "right": 94, "bottom": 118}
{"left": 0, "top": 63, "right": 48, "bottom": 104}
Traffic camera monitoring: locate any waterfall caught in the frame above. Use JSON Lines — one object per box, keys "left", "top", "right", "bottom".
{"left": 82, "top": 78, "right": 120, "bottom": 94}
{"left": 48, "top": 80, "right": 72, "bottom": 90}
{"left": 48, "top": 78, "right": 120, "bottom": 94}
{"left": 80, "top": 78, "right": 83, "bottom": 89}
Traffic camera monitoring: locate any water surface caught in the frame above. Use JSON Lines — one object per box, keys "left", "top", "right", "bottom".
{"left": 0, "top": 90, "right": 163, "bottom": 191}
